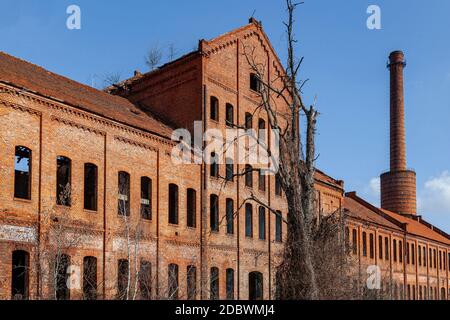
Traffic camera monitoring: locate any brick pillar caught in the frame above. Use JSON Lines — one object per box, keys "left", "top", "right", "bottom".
{"left": 380, "top": 51, "right": 417, "bottom": 215}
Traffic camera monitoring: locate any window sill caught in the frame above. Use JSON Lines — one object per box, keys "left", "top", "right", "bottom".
{"left": 83, "top": 209, "right": 98, "bottom": 214}
{"left": 168, "top": 223, "right": 180, "bottom": 227}
{"left": 13, "top": 197, "right": 32, "bottom": 204}
{"left": 186, "top": 226, "right": 197, "bottom": 231}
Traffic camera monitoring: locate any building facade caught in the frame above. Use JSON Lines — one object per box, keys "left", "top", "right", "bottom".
{"left": 0, "top": 19, "right": 448, "bottom": 300}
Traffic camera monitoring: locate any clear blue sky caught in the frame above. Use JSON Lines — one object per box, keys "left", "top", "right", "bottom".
{"left": 1, "top": 0, "right": 449, "bottom": 231}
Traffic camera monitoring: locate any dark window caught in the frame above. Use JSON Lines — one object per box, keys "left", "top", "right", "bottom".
{"left": 439, "top": 251, "right": 442, "bottom": 270}
{"left": 434, "top": 249, "right": 437, "bottom": 268}
{"left": 393, "top": 239, "right": 397, "bottom": 262}
{"left": 429, "top": 248, "right": 432, "bottom": 267}
{"left": 245, "top": 165, "right": 253, "bottom": 188}
{"left": 139, "top": 260, "right": 152, "bottom": 300}
{"left": 118, "top": 171, "right": 130, "bottom": 216}
{"left": 250, "top": 73, "right": 261, "bottom": 92}
{"left": 11, "top": 250, "right": 29, "bottom": 300}
{"left": 399, "top": 241, "right": 403, "bottom": 263}
{"left": 369, "top": 234, "right": 374, "bottom": 259}
{"left": 258, "top": 169, "right": 266, "bottom": 191}
{"left": 225, "top": 158, "right": 234, "bottom": 181}
{"left": 352, "top": 229, "right": 357, "bottom": 255}
{"left": 226, "top": 198, "right": 234, "bottom": 234}
{"left": 117, "top": 259, "right": 129, "bottom": 300}
{"left": 83, "top": 256, "right": 97, "bottom": 300}
{"left": 258, "top": 207, "right": 266, "bottom": 240}
{"left": 424, "top": 247, "right": 427, "bottom": 267}
{"left": 245, "top": 113, "right": 253, "bottom": 130}
{"left": 84, "top": 163, "right": 98, "bottom": 211}
{"left": 210, "top": 267, "right": 219, "bottom": 300}
{"left": 245, "top": 203, "right": 253, "bottom": 237}
{"left": 210, "top": 194, "right": 219, "bottom": 232}
{"left": 226, "top": 103, "right": 234, "bottom": 126}
{"left": 210, "top": 96, "right": 219, "bottom": 121}
{"left": 379, "top": 236, "right": 383, "bottom": 260}
{"left": 362, "top": 232, "right": 367, "bottom": 257}
{"left": 210, "top": 152, "right": 219, "bottom": 178}
{"left": 441, "top": 288, "right": 446, "bottom": 300}
{"left": 140, "top": 177, "right": 152, "bottom": 220}
{"left": 14, "top": 146, "right": 32, "bottom": 200}
{"left": 187, "top": 189, "right": 196, "bottom": 228}
{"left": 406, "top": 243, "right": 410, "bottom": 264}
{"left": 412, "top": 244, "right": 415, "bottom": 265}
{"left": 419, "top": 245, "right": 422, "bottom": 266}
{"left": 385, "top": 237, "right": 389, "bottom": 260}
{"left": 275, "top": 174, "right": 282, "bottom": 196}
{"left": 187, "top": 266, "right": 197, "bottom": 300}
{"left": 249, "top": 272, "right": 263, "bottom": 300}
{"left": 275, "top": 211, "right": 282, "bottom": 243}
{"left": 56, "top": 254, "right": 71, "bottom": 300}
{"left": 168, "top": 264, "right": 179, "bottom": 300}
{"left": 56, "top": 156, "right": 72, "bottom": 206}
{"left": 168, "top": 184, "right": 179, "bottom": 225}
{"left": 226, "top": 268, "right": 235, "bottom": 300}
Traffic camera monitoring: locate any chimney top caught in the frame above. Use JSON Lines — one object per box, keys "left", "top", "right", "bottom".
{"left": 389, "top": 51, "right": 406, "bottom": 66}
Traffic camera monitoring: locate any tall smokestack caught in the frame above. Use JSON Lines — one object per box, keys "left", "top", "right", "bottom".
{"left": 380, "top": 51, "right": 417, "bottom": 215}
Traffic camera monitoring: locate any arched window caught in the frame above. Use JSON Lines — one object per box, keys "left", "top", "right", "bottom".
{"left": 418, "top": 245, "right": 422, "bottom": 266}
{"left": 258, "top": 169, "right": 266, "bottom": 191}
{"left": 226, "top": 198, "right": 234, "bottom": 234}
{"left": 210, "top": 152, "right": 219, "bottom": 178}
{"left": 250, "top": 73, "right": 261, "bottom": 92}
{"left": 187, "top": 265, "right": 197, "bottom": 300}
{"left": 352, "top": 229, "right": 357, "bottom": 255}
{"left": 275, "top": 211, "right": 282, "bottom": 243}
{"left": 249, "top": 271, "right": 263, "bottom": 300}
{"left": 393, "top": 239, "right": 397, "bottom": 262}
{"left": 118, "top": 171, "right": 130, "bottom": 216}
{"left": 56, "top": 156, "right": 72, "bottom": 206}
{"left": 245, "top": 165, "right": 253, "bottom": 188}
{"left": 11, "top": 250, "right": 29, "bottom": 300}
{"left": 399, "top": 240, "right": 403, "bottom": 263}
{"left": 210, "top": 267, "right": 219, "bottom": 300}
{"left": 139, "top": 260, "right": 151, "bottom": 300}
{"left": 369, "top": 234, "right": 374, "bottom": 259}
{"left": 187, "top": 189, "right": 196, "bottom": 228}
{"left": 258, "top": 207, "right": 266, "bottom": 240}
{"left": 245, "top": 113, "right": 253, "bottom": 130}
{"left": 84, "top": 163, "right": 98, "bottom": 211}
{"left": 168, "top": 184, "right": 179, "bottom": 225}
{"left": 441, "top": 287, "right": 446, "bottom": 300}
{"left": 210, "top": 96, "right": 219, "bottom": 121}
{"left": 168, "top": 263, "right": 179, "bottom": 300}
{"left": 429, "top": 248, "right": 433, "bottom": 267}
{"left": 434, "top": 249, "right": 437, "bottom": 268}
{"left": 411, "top": 244, "right": 415, "bottom": 265}
{"left": 245, "top": 203, "right": 253, "bottom": 238}
{"left": 83, "top": 256, "right": 97, "bottom": 300}
{"left": 226, "top": 103, "right": 234, "bottom": 126}
{"left": 117, "top": 259, "right": 129, "bottom": 300}
{"left": 56, "top": 254, "right": 71, "bottom": 300}
{"left": 378, "top": 236, "right": 383, "bottom": 260}
{"left": 258, "top": 118, "right": 266, "bottom": 143}
{"left": 424, "top": 247, "right": 427, "bottom": 267}
{"left": 14, "top": 146, "right": 32, "bottom": 200}
{"left": 362, "top": 232, "right": 367, "bottom": 257}
{"left": 210, "top": 194, "right": 219, "bottom": 232}
{"left": 225, "top": 158, "right": 234, "bottom": 181}
{"left": 385, "top": 237, "right": 389, "bottom": 260}
{"left": 140, "top": 177, "right": 152, "bottom": 220}
{"left": 226, "top": 268, "right": 235, "bottom": 300}
{"left": 275, "top": 173, "right": 282, "bottom": 196}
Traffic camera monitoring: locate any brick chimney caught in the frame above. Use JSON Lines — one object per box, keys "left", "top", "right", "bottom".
{"left": 380, "top": 51, "right": 417, "bottom": 215}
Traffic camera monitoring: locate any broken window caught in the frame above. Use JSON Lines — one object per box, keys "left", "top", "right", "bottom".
{"left": 245, "top": 113, "right": 253, "bottom": 130}
{"left": 139, "top": 260, "right": 152, "bottom": 300}
{"left": 210, "top": 96, "right": 219, "bottom": 121}
{"left": 249, "top": 272, "right": 263, "bottom": 300}
{"left": 226, "top": 103, "right": 234, "bottom": 126}
{"left": 11, "top": 250, "right": 29, "bottom": 300}
{"left": 226, "top": 198, "right": 234, "bottom": 235}
{"left": 210, "top": 267, "right": 219, "bottom": 300}
{"left": 210, "top": 194, "right": 219, "bottom": 232}
{"left": 245, "top": 203, "right": 253, "bottom": 238}
{"left": 140, "top": 177, "right": 152, "bottom": 220}
{"left": 258, "top": 169, "right": 266, "bottom": 191}
{"left": 186, "top": 188, "right": 196, "bottom": 228}
{"left": 118, "top": 171, "right": 130, "bottom": 216}
{"left": 83, "top": 256, "right": 97, "bottom": 300}
{"left": 56, "top": 156, "right": 71, "bottom": 206}
{"left": 245, "top": 165, "right": 253, "bottom": 188}
{"left": 168, "top": 263, "right": 179, "bottom": 300}
{"left": 14, "top": 146, "right": 32, "bottom": 200}
{"left": 187, "top": 265, "right": 197, "bottom": 300}
{"left": 84, "top": 163, "right": 98, "bottom": 211}
{"left": 168, "top": 184, "right": 179, "bottom": 225}
{"left": 226, "top": 268, "right": 234, "bottom": 300}
{"left": 117, "top": 259, "right": 129, "bottom": 300}
{"left": 258, "top": 207, "right": 266, "bottom": 240}
{"left": 275, "top": 211, "right": 282, "bottom": 243}
{"left": 55, "top": 254, "right": 71, "bottom": 300}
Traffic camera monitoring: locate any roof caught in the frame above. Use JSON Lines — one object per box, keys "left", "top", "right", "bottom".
{"left": 381, "top": 208, "right": 450, "bottom": 245}
{"left": 343, "top": 196, "right": 403, "bottom": 231}
{"left": 0, "top": 51, "right": 174, "bottom": 139}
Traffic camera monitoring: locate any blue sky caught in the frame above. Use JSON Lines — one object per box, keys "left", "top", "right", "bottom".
{"left": 1, "top": 0, "right": 449, "bottom": 230}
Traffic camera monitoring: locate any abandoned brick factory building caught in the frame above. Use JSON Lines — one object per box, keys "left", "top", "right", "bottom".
{"left": 0, "top": 19, "right": 449, "bottom": 300}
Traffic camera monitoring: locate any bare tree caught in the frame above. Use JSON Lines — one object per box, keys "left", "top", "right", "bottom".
{"left": 167, "top": 43, "right": 179, "bottom": 61}
{"left": 145, "top": 45, "right": 163, "bottom": 71}
{"left": 102, "top": 72, "right": 122, "bottom": 88}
